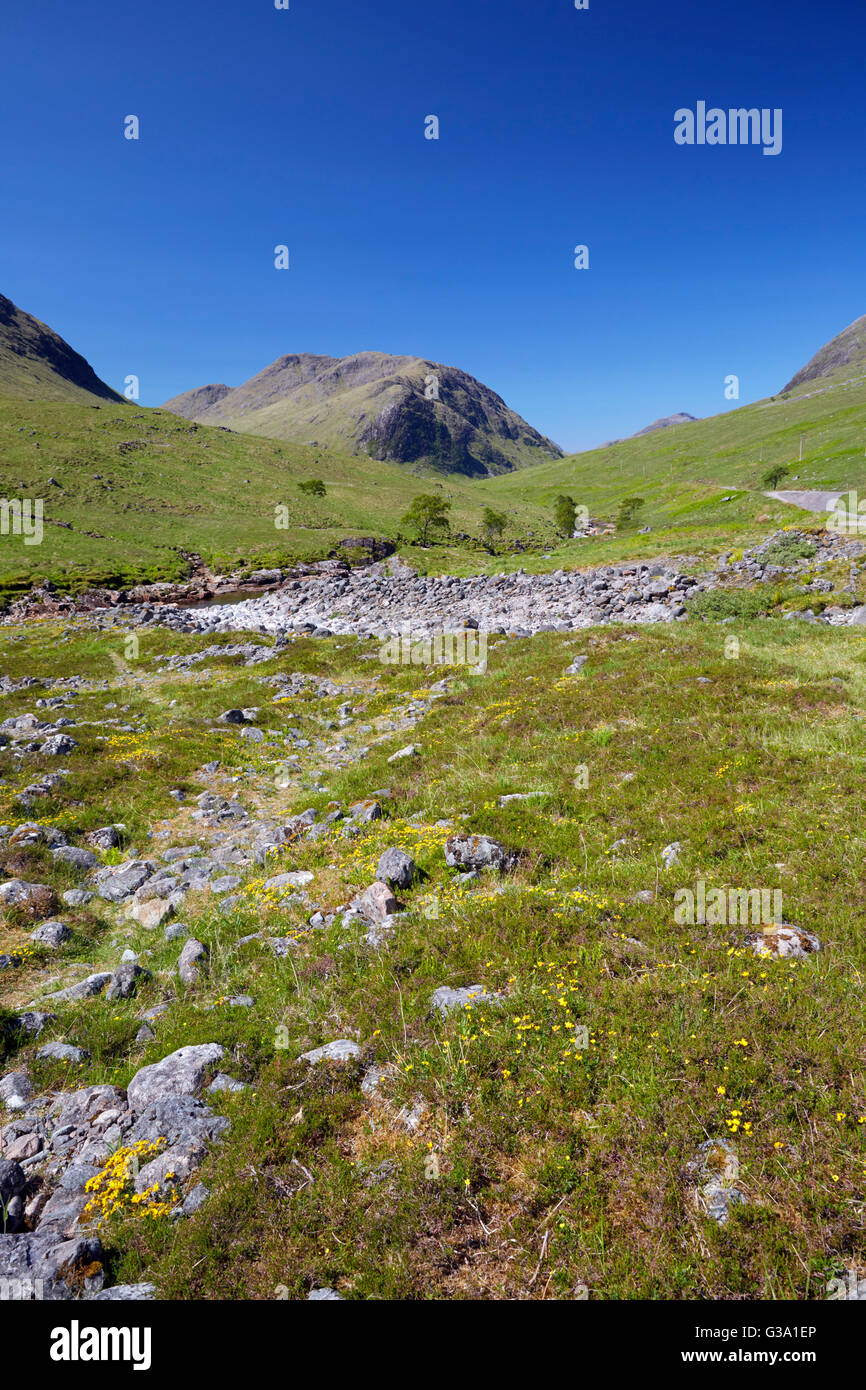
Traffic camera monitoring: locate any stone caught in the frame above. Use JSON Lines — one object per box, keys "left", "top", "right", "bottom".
{"left": 687, "top": 1138, "right": 745, "bottom": 1226}
{"left": 387, "top": 744, "right": 418, "bottom": 762}
{"left": 129, "top": 896, "right": 176, "bottom": 930}
{"left": 264, "top": 870, "right": 314, "bottom": 891}
{"left": 354, "top": 880, "right": 401, "bottom": 923}
{"left": 40, "top": 733, "right": 78, "bottom": 756}
{"left": 745, "top": 923, "right": 821, "bottom": 960}
{"left": 661, "top": 842, "right": 681, "bottom": 870}
{"left": 347, "top": 799, "right": 382, "bottom": 823}
{"left": 430, "top": 985, "right": 501, "bottom": 1018}
{"left": 564, "top": 654, "right": 588, "bottom": 676}
{"left": 94, "top": 860, "right": 156, "bottom": 903}
{"left": 30, "top": 920, "right": 71, "bottom": 947}
{"left": 210, "top": 874, "right": 242, "bottom": 894}
{"left": 375, "top": 848, "right": 416, "bottom": 889}
{"left": 61, "top": 889, "right": 93, "bottom": 907}
{"left": 0, "top": 1158, "right": 26, "bottom": 1206}
{"left": 0, "top": 1230, "right": 104, "bottom": 1299}
{"left": 207, "top": 1073, "right": 247, "bottom": 1094}
{"left": 307, "top": 1287, "right": 344, "bottom": 1300}
{"left": 178, "top": 1182, "right": 210, "bottom": 1217}
{"left": 299, "top": 1040, "right": 360, "bottom": 1065}
{"left": 178, "top": 937, "right": 209, "bottom": 985}
{"left": 444, "top": 833, "right": 517, "bottom": 873}
{"left": 0, "top": 880, "right": 57, "bottom": 918}
{"left": 51, "top": 846, "right": 98, "bottom": 871}
{"left": 46, "top": 972, "right": 112, "bottom": 1003}
{"left": 37, "top": 1042, "right": 90, "bottom": 1063}
{"left": 59, "top": 1162, "right": 100, "bottom": 1192}
{"left": 5, "top": 1132, "right": 41, "bottom": 1161}
{"left": 3, "top": 1012, "right": 55, "bottom": 1041}
{"left": 106, "top": 962, "right": 151, "bottom": 1001}
{"left": 88, "top": 1283, "right": 156, "bottom": 1301}
{"left": 86, "top": 826, "right": 121, "bottom": 851}
{"left": 126, "top": 1043, "right": 225, "bottom": 1110}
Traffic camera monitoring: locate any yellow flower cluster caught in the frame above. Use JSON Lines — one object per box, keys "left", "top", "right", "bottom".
{"left": 84, "top": 1139, "right": 178, "bottom": 1223}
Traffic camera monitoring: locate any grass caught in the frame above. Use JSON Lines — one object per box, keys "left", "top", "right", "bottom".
{"left": 478, "top": 365, "right": 866, "bottom": 569}
{"left": 1, "top": 610, "right": 865, "bottom": 1299}
{"left": 0, "top": 398, "right": 560, "bottom": 601}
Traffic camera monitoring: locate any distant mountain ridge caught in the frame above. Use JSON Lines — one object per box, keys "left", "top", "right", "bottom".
{"left": 632, "top": 411, "right": 698, "bottom": 437}
{"left": 162, "top": 351, "right": 563, "bottom": 477}
{"left": 0, "top": 293, "right": 122, "bottom": 403}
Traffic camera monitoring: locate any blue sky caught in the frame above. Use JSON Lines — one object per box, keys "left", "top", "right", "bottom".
{"left": 1, "top": 0, "right": 864, "bottom": 452}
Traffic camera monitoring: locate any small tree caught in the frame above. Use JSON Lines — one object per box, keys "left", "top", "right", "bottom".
{"left": 761, "top": 464, "right": 789, "bottom": 490}
{"left": 616, "top": 496, "right": 645, "bottom": 530}
{"left": 480, "top": 507, "right": 507, "bottom": 553}
{"left": 298, "top": 479, "right": 326, "bottom": 497}
{"left": 553, "top": 494, "right": 577, "bottom": 538}
{"left": 402, "top": 493, "right": 452, "bottom": 544}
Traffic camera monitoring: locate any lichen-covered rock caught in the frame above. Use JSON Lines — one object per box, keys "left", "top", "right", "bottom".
{"left": 444, "top": 834, "right": 517, "bottom": 873}
{"left": 126, "top": 1044, "right": 225, "bottom": 1110}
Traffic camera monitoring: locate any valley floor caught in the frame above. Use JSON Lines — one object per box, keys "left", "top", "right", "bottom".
{"left": 1, "top": 598, "right": 865, "bottom": 1300}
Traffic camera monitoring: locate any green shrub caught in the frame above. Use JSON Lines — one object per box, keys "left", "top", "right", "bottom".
{"left": 687, "top": 588, "right": 769, "bottom": 621}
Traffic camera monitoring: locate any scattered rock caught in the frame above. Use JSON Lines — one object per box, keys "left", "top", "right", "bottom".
{"left": 178, "top": 938, "right": 209, "bottom": 986}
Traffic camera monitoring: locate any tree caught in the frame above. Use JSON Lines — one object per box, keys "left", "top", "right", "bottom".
{"left": 553, "top": 494, "right": 577, "bottom": 538}
{"left": 761, "top": 464, "right": 789, "bottom": 490}
{"left": 402, "top": 493, "right": 452, "bottom": 544}
{"left": 298, "top": 479, "right": 326, "bottom": 497}
{"left": 616, "top": 496, "right": 645, "bottom": 530}
{"left": 480, "top": 507, "right": 507, "bottom": 553}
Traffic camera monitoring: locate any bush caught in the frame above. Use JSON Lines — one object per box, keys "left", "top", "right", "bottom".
{"left": 761, "top": 537, "right": 816, "bottom": 566}
{"left": 687, "top": 589, "right": 770, "bottom": 621}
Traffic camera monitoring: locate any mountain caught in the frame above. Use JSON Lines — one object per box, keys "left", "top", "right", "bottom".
{"left": 632, "top": 412, "right": 697, "bottom": 437}
{"left": 782, "top": 314, "right": 866, "bottom": 393}
{"left": 0, "top": 293, "right": 123, "bottom": 403}
{"left": 162, "top": 351, "right": 562, "bottom": 477}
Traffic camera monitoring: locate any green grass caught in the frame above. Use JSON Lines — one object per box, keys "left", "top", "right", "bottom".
{"left": 478, "top": 368, "right": 866, "bottom": 568}
{"left": 1, "top": 613, "right": 864, "bottom": 1299}
{"left": 0, "top": 399, "right": 559, "bottom": 600}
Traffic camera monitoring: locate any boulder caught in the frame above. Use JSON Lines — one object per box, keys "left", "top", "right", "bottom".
{"left": 444, "top": 833, "right": 517, "bottom": 873}
{"left": 126, "top": 1044, "right": 225, "bottom": 1110}
{"left": 299, "top": 1040, "right": 360, "bottom": 1065}
{"left": 375, "top": 848, "right": 416, "bottom": 889}
{"left": 178, "top": 938, "right": 209, "bottom": 986}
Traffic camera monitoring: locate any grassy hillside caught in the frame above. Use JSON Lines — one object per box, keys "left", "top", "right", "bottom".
{"left": 1, "top": 614, "right": 864, "bottom": 1299}
{"left": 0, "top": 398, "right": 557, "bottom": 599}
{"left": 479, "top": 368, "right": 866, "bottom": 569}
{"left": 0, "top": 293, "right": 123, "bottom": 405}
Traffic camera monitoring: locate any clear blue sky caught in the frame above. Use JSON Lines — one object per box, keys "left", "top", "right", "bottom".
{"left": 2, "top": 0, "right": 864, "bottom": 452}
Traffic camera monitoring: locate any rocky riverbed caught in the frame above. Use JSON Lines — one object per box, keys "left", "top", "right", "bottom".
{"left": 8, "top": 529, "right": 862, "bottom": 642}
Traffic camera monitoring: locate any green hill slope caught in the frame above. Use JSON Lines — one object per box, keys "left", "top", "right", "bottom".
{"left": 0, "top": 399, "right": 556, "bottom": 599}
{"left": 0, "top": 293, "right": 123, "bottom": 404}
{"left": 479, "top": 344, "right": 866, "bottom": 567}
